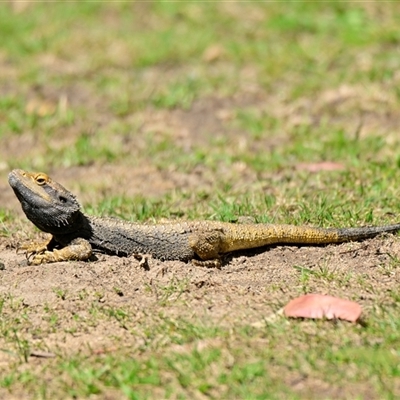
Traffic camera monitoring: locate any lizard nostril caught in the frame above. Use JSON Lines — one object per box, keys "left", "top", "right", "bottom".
{"left": 59, "top": 196, "right": 67, "bottom": 203}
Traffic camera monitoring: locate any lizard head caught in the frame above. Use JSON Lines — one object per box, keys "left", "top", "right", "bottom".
{"left": 8, "top": 169, "right": 82, "bottom": 234}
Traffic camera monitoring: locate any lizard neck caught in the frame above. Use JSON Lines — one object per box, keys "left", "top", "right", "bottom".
{"left": 43, "top": 211, "right": 89, "bottom": 237}
{"left": 28, "top": 209, "right": 86, "bottom": 236}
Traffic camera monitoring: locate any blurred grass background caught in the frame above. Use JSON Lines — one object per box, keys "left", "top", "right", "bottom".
{"left": 1, "top": 1, "right": 400, "bottom": 226}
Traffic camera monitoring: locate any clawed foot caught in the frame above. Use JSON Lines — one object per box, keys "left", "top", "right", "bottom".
{"left": 17, "top": 241, "right": 49, "bottom": 255}
{"left": 27, "top": 251, "right": 58, "bottom": 265}
{"left": 17, "top": 240, "right": 52, "bottom": 264}
{"left": 17, "top": 238, "right": 92, "bottom": 265}
{"left": 18, "top": 243, "right": 57, "bottom": 265}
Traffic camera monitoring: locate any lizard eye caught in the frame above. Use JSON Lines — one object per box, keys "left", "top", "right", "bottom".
{"left": 35, "top": 174, "right": 47, "bottom": 185}
{"left": 59, "top": 196, "right": 67, "bottom": 203}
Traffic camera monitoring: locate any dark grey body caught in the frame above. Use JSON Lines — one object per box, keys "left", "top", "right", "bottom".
{"left": 56, "top": 215, "right": 197, "bottom": 261}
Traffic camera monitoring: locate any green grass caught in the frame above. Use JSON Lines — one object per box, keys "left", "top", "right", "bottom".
{"left": 1, "top": 290, "right": 400, "bottom": 399}
{"left": 2, "top": 1, "right": 400, "bottom": 399}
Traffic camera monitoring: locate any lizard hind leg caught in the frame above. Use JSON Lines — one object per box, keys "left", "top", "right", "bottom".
{"left": 188, "top": 229, "right": 224, "bottom": 268}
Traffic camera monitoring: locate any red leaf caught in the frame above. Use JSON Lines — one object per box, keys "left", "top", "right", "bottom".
{"left": 284, "top": 294, "right": 362, "bottom": 322}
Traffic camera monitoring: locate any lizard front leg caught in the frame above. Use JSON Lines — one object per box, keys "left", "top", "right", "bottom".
{"left": 27, "top": 238, "right": 92, "bottom": 265}
{"left": 18, "top": 236, "right": 57, "bottom": 256}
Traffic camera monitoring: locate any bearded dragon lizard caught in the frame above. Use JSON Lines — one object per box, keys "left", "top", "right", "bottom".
{"left": 8, "top": 169, "right": 400, "bottom": 267}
